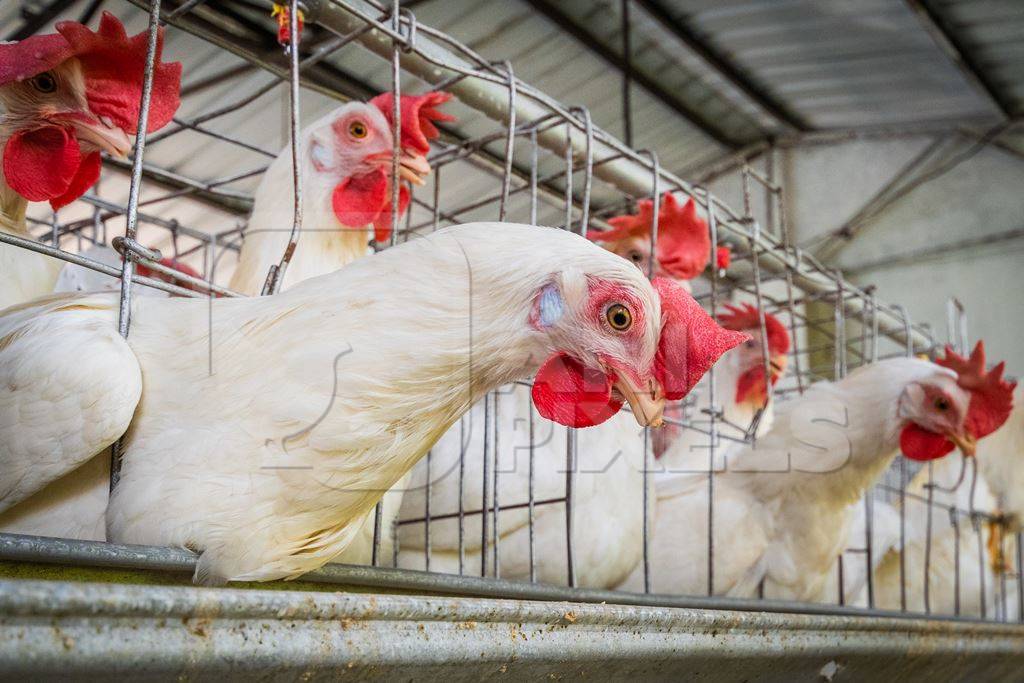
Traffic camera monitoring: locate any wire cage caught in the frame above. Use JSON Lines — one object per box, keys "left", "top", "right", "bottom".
{"left": 0, "top": 0, "right": 1020, "bottom": 631}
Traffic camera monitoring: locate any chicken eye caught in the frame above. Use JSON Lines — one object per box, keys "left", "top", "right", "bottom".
{"left": 349, "top": 121, "right": 368, "bottom": 139}
{"left": 934, "top": 396, "right": 950, "bottom": 411}
{"left": 30, "top": 72, "right": 57, "bottom": 94}
{"left": 606, "top": 304, "right": 632, "bottom": 331}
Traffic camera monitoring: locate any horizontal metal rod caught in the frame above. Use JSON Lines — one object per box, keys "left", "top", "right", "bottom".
{"left": 0, "top": 532, "right": 1010, "bottom": 624}
{"left": 0, "top": 232, "right": 202, "bottom": 299}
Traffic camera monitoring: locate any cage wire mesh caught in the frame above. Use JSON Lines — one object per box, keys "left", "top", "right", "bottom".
{"left": 0, "top": 0, "right": 1019, "bottom": 624}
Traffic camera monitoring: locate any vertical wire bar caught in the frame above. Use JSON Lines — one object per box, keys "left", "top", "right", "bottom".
{"left": 564, "top": 122, "right": 573, "bottom": 231}
{"left": 705, "top": 191, "right": 719, "bottom": 597}
{"left": 1017, "top": 531, "right": 1023, "bottom": 622}
{"left": 641, "top": 150, "right": 659, "bottom": 594}
{"left": 924, "top": 460, "right": 935, "bottom": 614}
{"left": 529, "top": 129, "right": 539, "bottom": 225}
{"left": 869, "top": 292, "right": 880, "bottom": 363}
{"left": 565, "top": 427, "right": 577, "bottom": 588}
{"left": 372, "top": 0, "right": 403, "bottom": 567}
{"left": 969, "top": 459, "right": 987, "bottom": 619}
{"left": 262, "top": 0, "right": 303, "bottom": 295}
{"left": 371, "top": 501, "right": 383, "bottom": 567}
{"left": 894, "top": 304, "right": 914, "bottom": 357}
{"left": 528, "top": 126, "right": 538, "bottom": 583}
{"left": 899, "top": 456, "right": 908, "bottom": 611}
{"left": 481, "top": 392, "right": 491, "bottom": 577}
{"left": 388, "top": 0, "right": 402, "bottom": 247}
{"left": 391, "top": 515, "right": 399, "bottom": 568}
{"left": 424, "top": 450, "right": 431, "bottom": 572}
{"left": 621, "top": 0, "right": 633, "bottom": 147}
{"left": 569, "top": 107, "right": 594, "bottom": 235}
{"left": 864, "top": 491, "right": 875, "bottom": 607}
{"left": 528, "top": 389, "right": 537, "bottom": 582}
{"left": 977, "top": 518, "right": 988, "bottom": 619}
{"left": 837, "top": 554, "right": 845, "bottom": 606}
{"left": 458, "top": 415, "right": 466, "bottom": 574}
{"left": 563, "top": 119, "right": 577, "bottom": 588}
{"left": 775, "top": 173, "right": 804, "bottom": 393}
{"left": 109, "top": 0, "right": 162, "bottom": 491}
{"left": 1000, "top": 527, "right": 1008, "bottom": 621}
{"left": 492, "top": 391, "right": 501, "bottom": 577}
{"left": 497, "top": 61, "right": 516, "bottom": 222}
{"left": 489, "top": 62, "right": 515, "bottom": 578}
{"left": 746, "top": 221, "right": 772, "bottom": 441}
{"left": 432, "top": 166, "right": 441, "bottom": 231}
{"left": 765, "top": 145, "right": 775, "bottom": 235}
{"left": 834, "top": 273, "right": 847, "bottom": 378}
{"left": 952, "top": 507, "right": 961, "bottom": 616}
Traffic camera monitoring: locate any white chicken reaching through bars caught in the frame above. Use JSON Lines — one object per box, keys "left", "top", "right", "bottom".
{"left": 0, "top": 223, "right": 745, "bottom": 583}
{"left": 618, "top": 348, "right": 1014, "bottom": 601}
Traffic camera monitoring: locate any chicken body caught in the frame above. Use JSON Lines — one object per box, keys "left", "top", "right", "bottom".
{"left": 397, "top": 384, "right": 646, "bottom": 587}
{"left": 618, "top": 358, "right": 965, "bottom": 601}
{"left": 975, "top": 386, "right": 1024, "bottom": 529}
{"left": 2, "top": 223, "right": 699, "bottom": 583}
{"left": 858, "top": 457, "right": 1011, "bottom": 617}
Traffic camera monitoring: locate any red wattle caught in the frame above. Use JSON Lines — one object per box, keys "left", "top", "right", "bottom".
{"left": 899, "top": 424, "right": 955, "bottom": 461}
{"left": 735, "top": 366, "right": 767, "bottom": 407}
{"left": 333, "top": 170, "right": 410, "bottom": 243}
{"left": 333, "top": 169, "right": 387, "bottom": 229}
{"left": 531, "top": 353, "right": 622, "bottom": 428}
{"left": 50, "top": 150, "right": 101, "bottom": 210}
{"left": 3, "top": 126, "right": 82, "bottom": 203}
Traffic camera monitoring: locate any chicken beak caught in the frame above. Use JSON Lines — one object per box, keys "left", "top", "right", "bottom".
{"left": 398, "top": 150, "right": 431, "bottom": 186}
{"left": 66, "top": 114, "right": 132, "bottom": 158}
{"left": 947, "top": 429, "right": 977, "bottom": 457}
{"left": 613, "top": 373, "right": 665, "bottom": 428}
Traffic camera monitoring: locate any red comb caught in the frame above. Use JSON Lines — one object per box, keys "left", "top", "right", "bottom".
{"left": 591, "top": 193, "right": 711, "bottom": 280}
{"left": 936, "top": 342, "right": 1016, "bottom": 439}
{"left": 370, "top": 91, "right": 454, "bottom": 154}
{"left": 0, "top": 12, "right": 181, "bottom": 134}
{"left": 718, "top": 303, "right": 790, "bottom": 356}
{"left": 716, "top": 245, "right": 732, "bottom": 270}
{"left": 652, "top": 277, "right": 750, "bottom": 400}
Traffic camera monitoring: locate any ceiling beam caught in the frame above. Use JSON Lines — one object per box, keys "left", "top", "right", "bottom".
{"left": 844, "top": 225, "right": 1024, "bottom": 275}
{"left": 521, "top": 0, "right": 748, "bottom": 149}
{"left": 633, "top": 0, "right": 811, "bottom": 133}
{"left": 904, "top": 0, "right": 1018, "bottom": 118}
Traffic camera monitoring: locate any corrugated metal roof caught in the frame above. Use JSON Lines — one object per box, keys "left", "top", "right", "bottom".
{"left": 928, "top": 0, "right": 1024, "bottom": 115}
{"left": 660, "top": 0, "right": 1003, "bottom": 128}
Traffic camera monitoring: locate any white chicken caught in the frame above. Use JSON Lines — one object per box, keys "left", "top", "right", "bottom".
{"left": 975, "top": 384, "right": 1024, "bottom": 532}
{"left": 0, "top": 12, "right": 180, "bottom": 309}
{"left": 229, "top": 91, "right": 451, "bottom": 295}
{"left": 0, "top": 92, "right": 452, "bottom": 550}
{"left": 395, "top": 192, "right": 728, "bottom": 587}
{"left": 228, "top": 92, "right": 451, "bottom": 564}
{"left": 0, "top": 222, "right": 744, "bottom": 583}
{"left": 855, "top": 456, "right": 1007, "bottom": 617}
{"left": 850, "top": 347, "right": 1020, "bottom": 616}
{"left": 617, "top": 349, "right": 1014, "bottom": 602}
